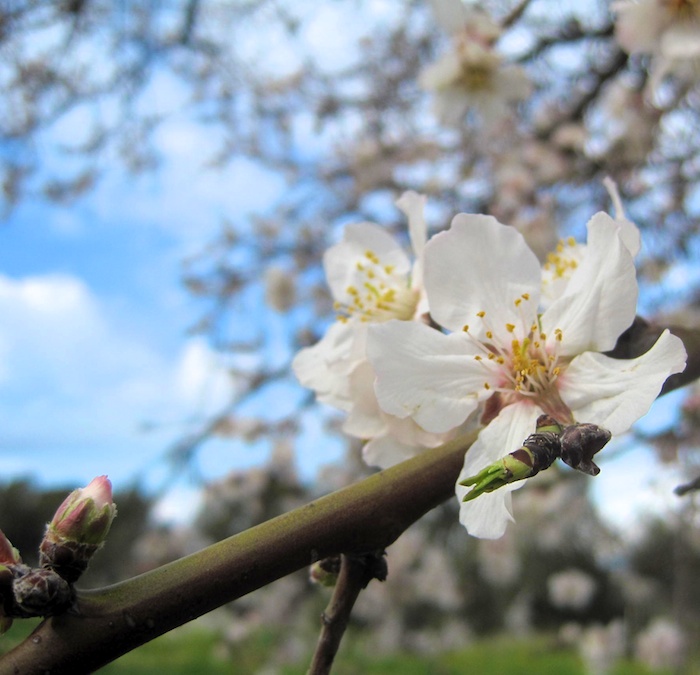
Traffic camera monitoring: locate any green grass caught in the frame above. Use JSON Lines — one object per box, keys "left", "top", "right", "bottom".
{"left": 2, "top": 621, "right": 698, "bottom": 674}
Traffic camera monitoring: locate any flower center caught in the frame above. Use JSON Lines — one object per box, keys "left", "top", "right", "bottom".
{"left": 543, "top": 237, "right": 579, "bottom": 279}
{"left": 456, "top": 43, "right": 499, "bottom": 93}
{"left": 663, "top": 0, "right": 700, "bottom": 19}
{"left": 462, "top": 301, "right": 574, "bottom": 423}
{"left": 335, "top": 249, "right": 419, "bottom": 323}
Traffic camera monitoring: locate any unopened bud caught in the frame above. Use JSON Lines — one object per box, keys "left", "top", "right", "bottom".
{"left": 0, "top": 529, "right": 21, "bottom": 566}
{"left": 559, "top": 423, "right": 611, "bottom": 476}
{"left": 40, "top": 476, "right": 117, "bottom": 583}
{"left": 310, "top": 556, "right": 341, "bottom": 588}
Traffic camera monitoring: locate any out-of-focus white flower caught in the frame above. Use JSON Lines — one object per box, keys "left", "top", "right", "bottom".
{"left": 579, "top": 620, "right": 626, "bottom": 675}
{"left": 635, "top": 617, "right": 686, "bottom": 671}
{"left": 264, "top": 266, "right": 296, "bottom": 312}
{"left": 367, "top": 211, "right": 686, "bottom": 538}
{"left": 613, "top": 0, "right": 700, "bottom": 88}
{"left": 588, "top": 80, "right": 659, "bottom": 165}
{"left": 419, "top": 41, "right": 531, "bottom": 127}
{"left": 420, "top": 1, "right": 529, "bottom": 126}
{"left": 547, "top": 568, "right": 597, "bottom": 610}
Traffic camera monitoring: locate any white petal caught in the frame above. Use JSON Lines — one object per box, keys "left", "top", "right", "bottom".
{"left": 323, "top": 222, "right": 410, "bottom": 302}
{"left": 559, "top": 329, "right": 687, "bottom": 435}
{"left": 429, "top": 0, "right": 470, "bottom": 35}
{"left": 424, "top": 214, "right": 541, "bottom": 340}
{"left": 366, "top": 320, "right": 496, "bottom": 433}
{"left": 363, "top": 436, "right": 425, "bottom": 470}
{"left": 456, "top": 402, "right": 541, "bottom": 539}
{"left": 396, "top": 190, "right": 428, "bottom": 261}
{"left": 660, "top": 23, "right": 700, "bottom": 60}
{"left": 292, "top": 322, "right": 357, "bottom": 410}
{"left": 603, "top": 176, "right": 642, "bottom": 257}
{"left": 541, "top": 212, "right": 638, "bottom": 356}
{"left": 342, "top": 361, "right": 386, "bottom": 439}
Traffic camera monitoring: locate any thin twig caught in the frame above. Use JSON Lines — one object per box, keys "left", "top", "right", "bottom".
{"left": 308, "top": 552, "right": 385, "bottom": 675}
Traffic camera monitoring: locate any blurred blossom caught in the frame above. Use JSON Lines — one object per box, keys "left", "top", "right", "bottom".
{"left": 420, "top": 0, "right": 529, "bottom": 127}
{"left": 635, "top": 617, "right": 686, "bottom": 671}
{"left": 579, "top": 620, "right": 626, "bottom": 675}
{"left": 476, "top": 533, "right": 521, "bottom": 587}
{"left": 613, "top": 0, "right": 700, "bottom": 90}
{"left": 264, "top": 266, "right": 296, "bottom": 312}
{"left": 547, "top": 568, "right": 597, "bottom": 610}
{"left": 419, "top": 41, "right": 530, "bottom": 127}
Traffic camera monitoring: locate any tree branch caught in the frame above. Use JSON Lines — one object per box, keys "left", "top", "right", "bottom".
{"left": 1, "top": 319, "right": 698, "bottom": 674}
{"left": 307, "top": 552, "right": 386, "bottom": 675}
{"left": 0, "top": 431, "right": 478, "bottom": 674}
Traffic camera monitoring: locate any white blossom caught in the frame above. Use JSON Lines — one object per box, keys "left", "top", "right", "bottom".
{"left": 293, "top": 192, "right": 460, "bottom": 467}
{"left": 547, "top": 568, "right": 597, "bottom": 610}
{"left": 613, "top": 0, "right": 700, "bottom": 89}
{"left": 420, "top": 1, "right": 529, "bottom": 127}
{"left": 635, "top": 617, "right": 686, "bottom": 671}
{"left": 367, "top": 211, "right": 686, "bottom": 538}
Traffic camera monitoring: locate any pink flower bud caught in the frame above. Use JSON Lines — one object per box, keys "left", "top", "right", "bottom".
{"left": 48, "top": 476, "right": 117, "bottom": 546}
{"left": 0, "top": 530, "right": 21, "bottom": 565}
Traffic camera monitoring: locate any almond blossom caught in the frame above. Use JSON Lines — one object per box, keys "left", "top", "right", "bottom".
{"left": 419, "top": 1, "right": 530, "bottom": 127}
{"left": 613, "top": 0, "right": 700, "bottom": 89}
{"left": 293, "top": 192, "right": 459, "bottom": 467}
{"left": 366, "top": 212, "right": 686, "bottom": 538}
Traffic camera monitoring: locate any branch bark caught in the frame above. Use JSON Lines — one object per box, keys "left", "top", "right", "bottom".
{"left": 1, "top": 319, "right": 698, "bottom": 674}
{"left": 0, "top": 431, "right": 478, "bottom": 674}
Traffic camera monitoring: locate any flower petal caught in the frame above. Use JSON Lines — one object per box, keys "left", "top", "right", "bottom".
{"left": 541, "top": 212, "right": 638, "bottom": 356}
{"left": 323, "top": 222, "right": 411, "bottom": 302}
{"left": 367, "top": 320, "right": 496, "bottom": 433}
{"left": 292, "top": 321, "right": 357, "bottom": 410}
{"left": 559, "top": 329, "right": 687, "bottom": 435}
{"left": 456, "top": 401, "right": 541, "bottom": 538}
{"left": 424, "top": 214, "right": 541, "bottom": 340}
{"left": 396, "top": 191, "right": 427, "bottom": 261}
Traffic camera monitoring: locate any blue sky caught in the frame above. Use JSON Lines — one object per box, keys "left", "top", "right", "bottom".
{"left": 0, "top": 141, "right": 685, "bottom": 531}
{"left": 0, "top": 6, "right": 689, "bottom": 530}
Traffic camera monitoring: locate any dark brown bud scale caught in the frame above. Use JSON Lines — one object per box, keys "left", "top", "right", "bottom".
{"left": 12, "top": 568, "right": 73, "bottom": 617}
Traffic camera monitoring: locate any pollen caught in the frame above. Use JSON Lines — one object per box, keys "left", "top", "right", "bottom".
{"left": 335, "top": 249, "right": 418, "bottom": 323}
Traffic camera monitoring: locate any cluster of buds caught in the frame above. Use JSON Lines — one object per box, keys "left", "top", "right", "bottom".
{"left": 0, "top": 476, "right": 116, "bottom": 634}
{"left": 461, "top": 415, "right": 612, "bottom": 502}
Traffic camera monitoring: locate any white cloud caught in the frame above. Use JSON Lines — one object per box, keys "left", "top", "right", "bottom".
{"left": 0, "top": 272, "right": 233, "bottom": 486}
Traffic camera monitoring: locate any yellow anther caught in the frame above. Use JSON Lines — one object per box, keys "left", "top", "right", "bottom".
{"left": 506, "top": 323, "right": 515, "bottom": 333}
{"left": 347, "top": 286, "right": 358, "bottom": 295}
{"left": 462, "top": 324, "right": 469, "bottom": 332}
{"left": 484, "top": 383, "right": 491, "bottom": 390}
{"left": 566, "top": 236, "right": 576, "bottom": 247}
{"left": 522, "top": 293, "right": 530, "bottom": 300}
{"left": 514, "top": 298, "right": 522, "bottom": 307}
{"left": 486, "top": 331, "right": 493, "bottom": 339}
{"left": 474, "top": 355, "right": 482, "bottom": 361}
{"left": 384, "top": 265, "right": 395, "bottom": 274}
{"left": 477, "top": 310, "right": 486, "bottom": 318}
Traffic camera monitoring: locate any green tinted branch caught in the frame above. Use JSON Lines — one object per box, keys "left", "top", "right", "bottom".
{"left": 0, "top": 431, "right": 478, "bottom": 674}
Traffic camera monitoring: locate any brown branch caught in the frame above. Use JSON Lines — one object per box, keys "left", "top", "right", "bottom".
{"left": 307, "top": 552, "right": 386, "bottom": 675}
{"left": 0, "top": 431, "right": 478, "bottom": 674}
